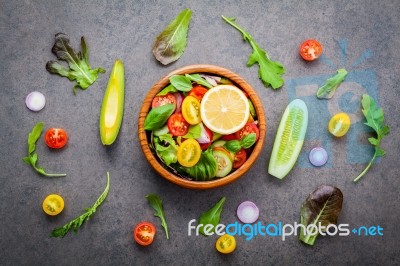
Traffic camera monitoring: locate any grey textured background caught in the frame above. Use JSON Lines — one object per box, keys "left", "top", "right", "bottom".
{"left": 1, "top": 0, "right": 399, "bottom": 265}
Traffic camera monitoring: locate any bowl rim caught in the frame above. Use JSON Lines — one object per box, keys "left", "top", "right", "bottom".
{"left": 138, "top": 64, "right": 266, "bottom": 189}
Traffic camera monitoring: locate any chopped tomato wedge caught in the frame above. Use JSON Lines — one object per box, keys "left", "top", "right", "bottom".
{"left": 134, "top": 222, "right": 156, "bottom": 246}
{"left": 44, "top": 128, "right": 68, "bottom": 149}
{"left": 233, "top": 148, "right": 247, "bottom": 169}
{"left": 235, "top": 122, "right": 259, "bottom": 141}
{"left": 167, "top": 113, "right": 190, "bottom": 136}
{"left": 188, "top": 85, "right": 208, "bottom": 101}
{"left": 300, "top": 39, "right": 323, "bottom": 61}
{"left": 151, "top": 93, "right": 177, "bottom": 109}
{"left": 221, "top": 134, "right": 237, "bottom": 141}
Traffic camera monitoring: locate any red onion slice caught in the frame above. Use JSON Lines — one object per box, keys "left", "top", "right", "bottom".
{"left": 173, "top": 92, "right": 183, "bottom": 113}
{"left": 25, "top": 91, "right": 45, "bottom": 111}
{"left": 237, "top": 201, "right": 259, "bottom": 224}
{"left": 196, "top": 123, "right": 211, "bottom": 144}
{"left": 309, "top": 147, "right": 328, "bottom": 166}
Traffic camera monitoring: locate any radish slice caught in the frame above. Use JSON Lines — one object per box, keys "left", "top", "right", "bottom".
{"left": 25, "top": 91, "right": 45, "bottom": 111}
{"left": 237, "top": 201, "right": 259, "bottom": 224}
{"left": 309, "top": 147, "right": 328, "bottom": 166}
{"left": 173, "top": 92, "right": 183, "bottom": 113}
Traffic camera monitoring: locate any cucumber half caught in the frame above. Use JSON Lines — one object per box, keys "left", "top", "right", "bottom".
{"left": 268, "top": 99, "right": 308, "bottom": 179}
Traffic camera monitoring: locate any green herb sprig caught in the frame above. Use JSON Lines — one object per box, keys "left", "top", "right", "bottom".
{"left": 51, "top": 172, "right": 110, "bottom": 237}
{"left": 146, "top": 194, "right": 169, "bottom": 239}
{"left": 353, "top": 95, "right": 390, "bottom": 182}
{"left": 22, "top": 122, "right": 66, "bottom": 177}
{"left": 222, "top": 16, "right": 285, "bottom": 89}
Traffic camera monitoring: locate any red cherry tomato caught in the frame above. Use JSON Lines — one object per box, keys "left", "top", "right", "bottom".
{"left": 152, "top": 93, "right": 177, "bottom": 110}
{"left": 167, "top": 113, "right": 190, "bottom": 136}
{"left": 134, "top": 222, "right": 156, "bottom": 246}
{"left": 221, "top": 134, "right": 237, "bottom": 141}
{"left": 44, "top": 128, "right": 68, "bottom": 149}
{"left": 233, "top": 148, "right": 247, "bottom": 169}
{"left": 299, "top": 39, "right": 323, "bottom": 61}
{"left": 188, "top": 85, "right": 208, "bottom": 101}
{"left": 235, "top": 123, "right": 260, "bottom": 141}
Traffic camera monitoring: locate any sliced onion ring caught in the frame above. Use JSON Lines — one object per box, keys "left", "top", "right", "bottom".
{"left": 173, "top": 92, "right": 183, "bottom": 113}
{"left": 309, "top": 147, "right": 328, "bottom": 166}
{"left": 26, "top": 91, "right": 45, "bottom": 111}
{"left": 237, "top": 201, "right": 259, "bottom": 224}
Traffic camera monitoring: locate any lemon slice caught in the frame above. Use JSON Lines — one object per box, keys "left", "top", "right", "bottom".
{"left": 200, "top": 85, "right": 249, "bottom": 134}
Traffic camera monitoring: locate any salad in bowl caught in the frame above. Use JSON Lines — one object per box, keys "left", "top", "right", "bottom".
{"left": 138, "top": 65, "right": 266, "bottom": 189}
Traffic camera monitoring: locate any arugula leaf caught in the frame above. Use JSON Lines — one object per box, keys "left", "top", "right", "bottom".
{"left": 152, "top": 8, "right": 192, "bottom": 65}
{"left": 169, "top": 75, "right": 193, "bottom": 92}
{"left": 146, "top": 194, "right": 169, "bottom": 239}
{"left": 23, "top": 122, "right": 66, "bottom": 177}
{"left": 154, "top": 134, "right": 179, "bottom": 166}
{"left": 46, "top": 33, "right": 105, "bottom": 94}
{"left": 185, "top": 74, "right": 213, "bottom": 89}
{"left": 316, "top": 69, "right": 348, "bottom": 99}
{"left": 51, "top": 172, "right": 110, "bottom": 237}
{"left": 353, "top": 94, "right": 390, "bottom": 182}
{"left": 144, "top": 104, "right": 175, "bottom": 130}
{"left": 222, "top": 16, "right": 285, "bottom": 89}
{"left": 198, "top": 197, "right": 226, "bottom": 236}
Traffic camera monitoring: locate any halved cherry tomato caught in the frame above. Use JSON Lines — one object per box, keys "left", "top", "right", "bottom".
{"left": 328, "top": 112, "right": 351, "bottom": 137}
{"left": 181, "top": 96, "right": 202, "bottom": 125}
{"left": 233, "top": 148, "right": 247, "bottom": 169}
{"left": 188, "top": 85, "right": 208, "bottom": 101}
{"left": 300, "top": 39, "right": 323, "bottom": 61}
{"left": 177, "top": 139, "right": 202, "bottom": 167}
{"left": 134, "top": 222, "right": 156, "bottom": 246}
{"left": 45, "top": 128, "right": 68, "bottom": 149}
{"left": 235, "top": 123, "right": 259, "bottom": 141}
{"left": 42, "top": 194, "right": 64, "bottom": 216}
{"left": 167, "top": 113, "right": 190, "bottom": 136}
{"left": 151, "top": 93, "right": 177, "bottom": 110}
{"left": 216, "top": 234, "right": 236, "bottom": 254}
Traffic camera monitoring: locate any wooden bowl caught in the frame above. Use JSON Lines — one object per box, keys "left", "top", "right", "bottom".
{"left": 138, "top": 65, "right": 266, "bottom": 189}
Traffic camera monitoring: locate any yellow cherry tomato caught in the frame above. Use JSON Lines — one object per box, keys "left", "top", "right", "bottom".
{"left": 177, "top": 139, "right": 201, "bottom": 167}
{"left": 216, "top": 234, "right": 236, "bottom": 254}
{"left": 181, "top": 96, "right": 202, "bottom": 125}
{"left": 42, "top": 194, "right": 64, "bottom": 216}
{"left": 328, "top": 112, "right": 351, "bottom": 137}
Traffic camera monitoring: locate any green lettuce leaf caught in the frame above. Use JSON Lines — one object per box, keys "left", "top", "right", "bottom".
{"left": 316, "top": 69, "right": 348, "bottom": 99}
{"left": 152, "top": 8, "right": 192, "bottom": 65}
{"left": 154, "top": 134, "right": 179, "bottom": 166}
{"left": 46, "top": 33, "right": 105, "bottom": 94}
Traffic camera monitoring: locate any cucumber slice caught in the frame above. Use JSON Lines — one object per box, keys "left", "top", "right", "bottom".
{"left": 213, "top": 149, "right": 233, "bottom": 178}
{"left": 211, "top": 140, "right": 226, "bottom": 149}
{"left": 268, "top": 99, "right": 308, "bottom": 179}
{"left": 153, "top": 124, "right": 169, "bottom": 136}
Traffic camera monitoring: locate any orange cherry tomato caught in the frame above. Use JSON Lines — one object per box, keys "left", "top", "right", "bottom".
{"left": 134, "top": 222, "right": 156, "bottom": 246}
{"left": 188, "top": 85, "right": 208, "bottom": 101}
{"left": 45, "top": 128, "right": 68, "bottom": 149}
{"left": 300, "top": 39, "right": 323, "bottom": 61}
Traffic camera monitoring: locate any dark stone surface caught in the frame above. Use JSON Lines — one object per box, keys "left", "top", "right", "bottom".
{"left": 1, "top": 0, "right": 399, "bottom": 265}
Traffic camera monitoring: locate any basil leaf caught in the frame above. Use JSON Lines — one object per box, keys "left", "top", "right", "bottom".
{"left": 299, "top": 185, "right": 343, "bottom": 246}
{"left": 157, "top": 84, "right": 177, "bottom": 96}
{"left": 144, "top": 104, "right": 175, "bottom": 130}
{"left": 224, "top": 140, "right": 241, "bottom": 153}
{"left": 183, "top": 124, "right": 201, "bottom": 139}
{"left": 240, "top": 133, "right": 257, "bottom": 149}
{"left": 185, "top": 74, "right": 213, "bottom": 89}
{"left": 146, "top": 194, "right": 169, "bottom": 239}
{"left": 169, "top": 75, "right": 192, "bottom": 92}
{"left": 317, "top": 69, "right": 348, "bottom": 99}
{"left": 152, "top": 9, "right": 192, "bottom": 65}
{"left": 198, "top": 197, "right": 226, "bottom": 236}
